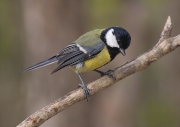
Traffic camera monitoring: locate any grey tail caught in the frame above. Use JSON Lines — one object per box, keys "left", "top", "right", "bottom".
{"left": 19, "top": 56, "right": 58, "bottom": 74}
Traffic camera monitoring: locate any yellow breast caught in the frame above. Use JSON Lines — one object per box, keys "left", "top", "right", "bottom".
{"left": 71, "top": 47, "right": 111, "bottom": 73}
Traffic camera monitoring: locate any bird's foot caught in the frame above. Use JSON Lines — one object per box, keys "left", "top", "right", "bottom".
{"left": 78, "top": 83, "right": 90, "bottom": 101}
{"left": 94, "top": 70, "right": 116, "bottom": 81}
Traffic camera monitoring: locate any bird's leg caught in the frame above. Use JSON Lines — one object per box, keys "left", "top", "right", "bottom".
{"left": 94, "top": 69, "right": 116, "bottom": 81}
{"left": 77, "top": 73, "right": 90, "bottom": 101}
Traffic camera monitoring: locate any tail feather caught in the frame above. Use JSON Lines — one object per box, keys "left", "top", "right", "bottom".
{"left": 19, "top": 56, "right": 58, "bottom": 74}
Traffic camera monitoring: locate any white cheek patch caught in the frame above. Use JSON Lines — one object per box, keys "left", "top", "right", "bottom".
{"left": 105, "top": 29, "right": 119, "bottom": 48}
{"left": 76, "top": 44, "right": 87, "bottom": 54}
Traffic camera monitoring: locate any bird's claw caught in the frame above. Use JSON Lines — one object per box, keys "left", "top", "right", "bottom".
{"left": 78, "top": 84, "right": 90, "bottom": 101}
{"left": 95, "top": 70, "right": 116, "bottom": 81}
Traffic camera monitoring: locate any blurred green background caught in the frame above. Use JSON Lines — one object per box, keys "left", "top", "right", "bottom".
{"left": 0, "top": 0, "right": 180, "bottom": 127}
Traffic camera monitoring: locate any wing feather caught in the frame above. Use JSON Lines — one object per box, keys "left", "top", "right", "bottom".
{"left": 52, "top": 53, "right": 86, "bottom": 74}
{"left": 87, "top": 42, "right": 105, "bottom": 59}
{"left": 57, "top": 51, "right": 82, "bottom": 64}
{"left": 57, "top": 43, "right": 78, "bottom": 56}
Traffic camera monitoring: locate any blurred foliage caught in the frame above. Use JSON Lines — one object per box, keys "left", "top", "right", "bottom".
{"left": 0, "top": 1, "right": 20, "bottom": 59}
{"left": 0, "top": 0, "right": 25, "bottom": 127}
{"left": 137, "top": 99, "right": 180, "bottom": 127}
{"left": 84, "top": 0, "right": 123, "bottom": 28}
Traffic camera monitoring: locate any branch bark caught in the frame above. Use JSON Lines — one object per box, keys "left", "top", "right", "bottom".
{"left": 17, "top": 16, "right": 180, "bottom": 127}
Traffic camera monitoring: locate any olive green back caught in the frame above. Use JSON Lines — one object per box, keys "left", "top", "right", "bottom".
{"left": 75, "top": 29, "right": 104, "bottom": 47}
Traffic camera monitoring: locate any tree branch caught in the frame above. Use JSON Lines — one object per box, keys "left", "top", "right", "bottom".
{"left": 17, "top": 16, "right": 180, "bottom": 127}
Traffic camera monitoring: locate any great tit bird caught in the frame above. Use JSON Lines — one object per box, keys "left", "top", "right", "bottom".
{"left": 20, "top": 27, "right": 131, "bottom": 101}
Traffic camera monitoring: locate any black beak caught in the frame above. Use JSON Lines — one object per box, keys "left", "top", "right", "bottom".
{"left": 119, "top": 48, "right": 126, "bottom": 56}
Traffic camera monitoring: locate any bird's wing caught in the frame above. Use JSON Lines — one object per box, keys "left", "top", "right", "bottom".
{"left": 52, "top": 41, "right": 105, "bottom": 74}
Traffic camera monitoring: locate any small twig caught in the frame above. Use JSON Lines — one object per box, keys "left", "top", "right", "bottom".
{"left": 157, "top": 16, "right": 172, "bottom": 45}
{"left": 17, "top": 16, "right": 180, "bottom": 127}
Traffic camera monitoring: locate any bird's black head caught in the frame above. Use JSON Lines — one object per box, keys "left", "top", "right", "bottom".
{"left": 100, "top": 26, "right": 131, "bottom": 60}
